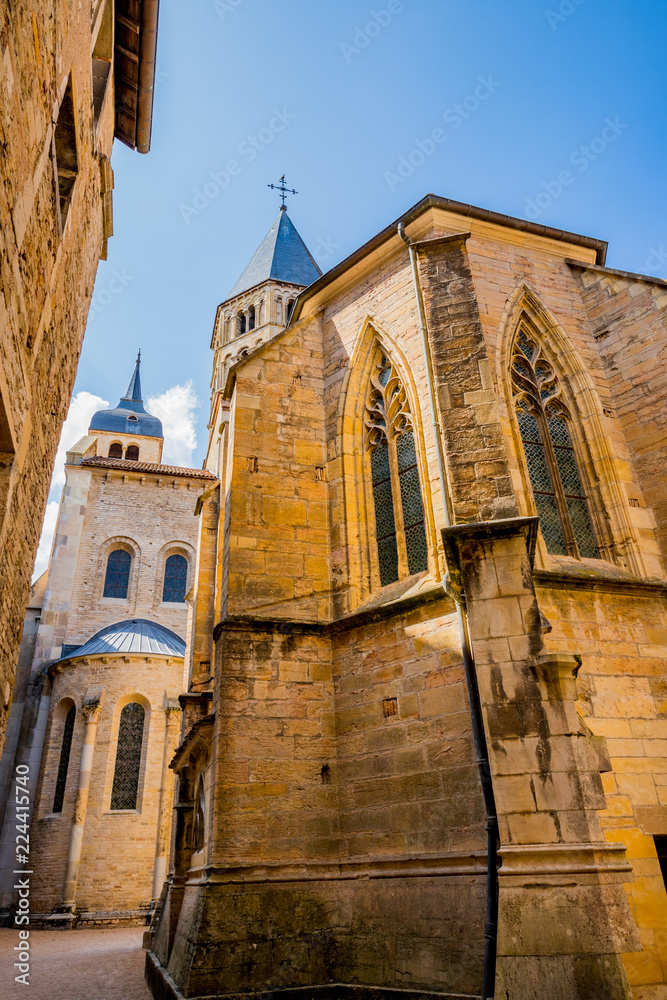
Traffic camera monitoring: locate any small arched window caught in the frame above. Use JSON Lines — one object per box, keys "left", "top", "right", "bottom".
{"left": 108, "top": 442, "right": 123, "bottom": 458}
{"left": 110, "top": 702, "right": 145, "bottom": 810}
{"left": 125, "top": 445, "right": 139, "bottom": 461}
{"left": 365, "top": 349, "right": 428, "bottom": 587}
{"left": 248, "top": 305, "right": 255, "bottom": 331}
{"left": 512, "top": 329, "right": 598, "bottom": 559}
{"left": 53, "top": 704, "right": 75, "bottom": 813}
{"left": 163, "top": 553, "right": 188, "bottom": 603}
{"left": 286, "top": 298, "right": 295, "bottom": 321}
{"left": 237, "top": 311, "right": 246, "bottom": 336}
{"left": 103, "top": 548, "right": 131, "bottom": 599}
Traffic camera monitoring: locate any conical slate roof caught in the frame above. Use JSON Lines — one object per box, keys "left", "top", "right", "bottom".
{"left": 89, "top": 353, "right": 163, "bottom": 438}
{"left": 56, "top": 619, "right": 186, "bottom": 662}
{"left": 227, "top": 208, "right": 322, "bottom": 300}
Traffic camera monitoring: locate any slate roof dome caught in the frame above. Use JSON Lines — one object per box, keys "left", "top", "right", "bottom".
{"left": 227, "top": 208, "right": 322, "bottom": 299}
{"left": 56, "top": 619, "right": 185, "bottom": 663}
{"left": 89, "top": 352, "right": 163, "bottom": 439}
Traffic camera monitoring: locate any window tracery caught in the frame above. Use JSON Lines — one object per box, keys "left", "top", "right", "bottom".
{"left": 511, "top": 329, "right": 598, "bottom": 559}
{"left": 110, "top": 702, "right": 145, "bottom": 810}
{"left": 364, "top": 349, "right": 428, "bottom": 586}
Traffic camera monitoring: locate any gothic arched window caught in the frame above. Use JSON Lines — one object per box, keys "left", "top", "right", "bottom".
{"left": 365, "top": 349, "right": 428, "bottom": 586}
{"left": 162, "top": 553, "right": 188, "bottom": 603}
{"left": 103, "top": 549, "right": 131, "bottom": 598}
{"left": 53, "top": 704, "right": 75, "bottom": 813}
{"left": 512, "top": 329, "right": 598, "bottom": 559}
{"left": 110, "top": 702, "right": 145, "bottom": 810}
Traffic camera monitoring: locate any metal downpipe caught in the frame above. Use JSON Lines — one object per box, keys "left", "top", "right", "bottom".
{"left": 398, "top": 223, "right": 499, "bottom": 1000}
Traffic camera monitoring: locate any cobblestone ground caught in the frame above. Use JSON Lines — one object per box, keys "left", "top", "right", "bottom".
{"left": 0, "top": 926, "right": 152, "bottom": 1000}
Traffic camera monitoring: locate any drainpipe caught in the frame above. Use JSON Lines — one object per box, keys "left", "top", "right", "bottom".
{"left": 398, "top": 223, "right": 499, "bottom": 1000}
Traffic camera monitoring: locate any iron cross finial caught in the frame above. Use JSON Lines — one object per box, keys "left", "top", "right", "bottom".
{"left": 267, "top": 174, "right": 297, "bottom": 210}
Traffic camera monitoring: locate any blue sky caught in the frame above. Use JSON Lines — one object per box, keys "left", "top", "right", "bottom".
{"left": 35, "top": 0, "right": 666, "bottom": 577}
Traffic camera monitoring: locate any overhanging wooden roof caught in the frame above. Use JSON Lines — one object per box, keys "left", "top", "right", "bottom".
{"left": 114, "top": 0, "right": 160, "bottom": 154}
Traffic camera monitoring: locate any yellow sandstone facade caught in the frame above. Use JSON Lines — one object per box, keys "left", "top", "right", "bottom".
{"left": 148, "top": 196, "right": 667, "bottom": 1000}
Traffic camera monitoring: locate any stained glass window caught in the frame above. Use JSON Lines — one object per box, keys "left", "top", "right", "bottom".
{"left": 53, "top": 705, "right": 75, "bottom": 813}
{"left": 103, "top": 549, "right": 131, "bottom": 599}
{"left": 163, "top": 553, "right": 188, "bottom": 603}
{"left": 371, "top": 441, "right": 399, "bottom": 586}
{"left": 397, "top": 431, "right": 428, "bottom": 574}
{"left": 365, "top": 349, "right": 428, "bottom": 587}
{"left": 512, "top": 331, "right": 598, "bottom": 560}
{"left": 110, "top": 702, "right": 145, "bottom": 810}
{"left": 517, "top": 408, "right": 566, "bottom": 555}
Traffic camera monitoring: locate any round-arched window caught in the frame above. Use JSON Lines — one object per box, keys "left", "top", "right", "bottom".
{"left": 162, "top": 554, "right": 188, "bottom": 603}
{"left": 103, "top": 549, "right": 131, "bottom": 599}
{"left": 110, "top": 702, "right": 145, "bottom": 810}
{"left": 108, "top": 442, "right": 123, "bottom": 458}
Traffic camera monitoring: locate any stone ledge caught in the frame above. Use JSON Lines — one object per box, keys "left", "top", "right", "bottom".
{"left": 498, "top": 841, "right": 633, "bottom": 878}
{"left": 184, "top": 851, "right": 489, "bottom": 886}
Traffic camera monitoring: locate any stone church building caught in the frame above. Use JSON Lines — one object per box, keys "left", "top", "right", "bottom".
{"left": 144, "top": 194, "right": 667, "bottom": 1000}
{"left": 0, "top": 357, "right": 215, "bottom": 925}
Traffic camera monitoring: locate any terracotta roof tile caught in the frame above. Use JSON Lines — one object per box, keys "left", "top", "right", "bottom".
{"left": 80, "top": 456, "right": 217, "bottom": 479}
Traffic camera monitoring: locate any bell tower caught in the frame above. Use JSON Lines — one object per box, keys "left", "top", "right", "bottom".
{"left": 205, "top": 181, "right": 321, "bottom": 475}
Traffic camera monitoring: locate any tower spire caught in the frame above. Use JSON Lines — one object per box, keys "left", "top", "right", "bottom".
{"left": 267, "top": 174, "right": 297, "bottom": 211}
{"left": 122, "top": 350, "right": 143, "bottom": 402}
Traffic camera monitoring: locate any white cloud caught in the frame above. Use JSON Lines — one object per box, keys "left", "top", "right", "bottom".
{"left": 147, "top": 381, "right": 199, "bottom": 467}
{"left": 32, "top": 500, "right": 60, "bottom": 582}
{"left": 31, "top": 384, "right": 199, "bottom": 582}
{"left": 31, "top": 391, "right": 108, "bottom": 581}
{"left": 51, "top": 391, "right": 109, "bottom": 488}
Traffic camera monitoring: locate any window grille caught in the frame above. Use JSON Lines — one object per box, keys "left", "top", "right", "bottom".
{"left": 103, "top": 548, "right": 131, "bottom": 598}
{"left": 365, "top": 348, "right": 428, "bottom": 586}
{"left": 110, "top": 702, "right": 145, "bottom": 810}
{"left": 370, "top": 441, "right": 399, "bottom": 586}
{"left": 53, "top": 705, "right": 75, "bottom": 813}
{"left": 397, "top": 431, "right": 428, "bottom": 575}
{"left": 512, "top": 330, "right": 598, "bottom": 559}
{"left": 162, "top": 553, "right": 188, "bottom": 603}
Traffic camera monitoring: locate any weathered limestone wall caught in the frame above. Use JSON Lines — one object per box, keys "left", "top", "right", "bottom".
{"left": 34, "top": 462, "right": 207, "bottom": 668}
{"left": 29, "top": 654, "right": 183, "bottom": 915}
{"left": 0, "top": 0, "right": 116, "bottom": 743}
{"left": 225, "top": 322, "right": 330, "bottom": 623}
{"left": 539, "top": 578, "right": 667, "bottom": 994}
{"left": 568, "top": 265, "right": 667, "bottom": 564}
